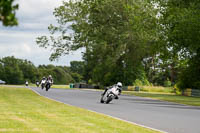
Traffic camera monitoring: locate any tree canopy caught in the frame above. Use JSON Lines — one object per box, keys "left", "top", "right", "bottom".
{"left": 37, "top": 0, "right": 159, "bottom": 86}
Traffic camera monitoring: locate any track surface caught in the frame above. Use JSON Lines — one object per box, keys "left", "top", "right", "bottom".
{"left": 30, "top": 87, "right": 200, "bottom": 133}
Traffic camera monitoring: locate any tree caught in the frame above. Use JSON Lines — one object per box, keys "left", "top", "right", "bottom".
{"left": 51, "top": 67, "right": 74, "bottom": 84}
{"left": 1, "top": 56, "right": 24, "bottom": 84}
{"left": 18, "top": 59, "right": 38, "bottom": 83}
{"left": 70, "top": 61, "right": 84, "bottom": 75}
{"left": 36, "top": 0, "right": 159, "bottom": 86}
{"left": 156, "top": 0, "right": 200, "bottom": 89}
{"left": 0, "top": 56, "right": 82, "bottom": 85}
{"left": 38, "top": 64, "right": 75, "bottom": 84}
{"left": 0, "top": 61, "right": 6, "bottom": 81}
{"left": 0, "top": 0, "right": 18, "bottom": 26}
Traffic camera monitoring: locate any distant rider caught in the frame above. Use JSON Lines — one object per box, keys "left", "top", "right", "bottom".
{"left": 25, "top": 80, "right": 29, "bottom": 86}
{"left": 40, "top": 77, "right": 46, "bottom": 84}
{"left": 36, "top": 80, "right": 40, "bottom": 87}
{"left": 102, "top": 82, "right": 122, "bottom": 99}
{"left": 47, "top": 75, "right": 53, "bottom": 85}
{"left": 40, "top": 77, "right": 46, "bottom": 89}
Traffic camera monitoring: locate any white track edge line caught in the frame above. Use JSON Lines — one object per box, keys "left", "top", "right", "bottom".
{"left": 29, "top": 87, "right": 167, "bottom": 133}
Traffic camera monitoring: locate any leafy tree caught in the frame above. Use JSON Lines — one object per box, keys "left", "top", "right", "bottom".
{"left": 51, "top": 67, "right": 74, "bottom": 84}
{"left": 18, "top": 59, "right": 38, "bottom": 83}
{"left": 70, "top": 72, "right": 82, "bottom": 83}
{"left": 0, "top": 61, "right": 6, "bottom": 81}
{"left": 156, "top": 0, "right": 200, "bottom": 89}
{"left": 38, "top": 64, "right": 75, "bottom": 84}
{"left": 0, "top": 0, "right": 18, "bottom": 26}
{"left": 36, "top": 0, "right": 159, "bottom": 86}
{"left": 1, "top": 56, "right": 24, "bottom": 84}
{"left": 0, "top": 56, "right": 82, "bottom": 85}
{"left": 70, "top": 61, "right": 84, "bottom": 75}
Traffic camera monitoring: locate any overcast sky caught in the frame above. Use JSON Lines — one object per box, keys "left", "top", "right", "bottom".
{"left": 0, "top": 0, "right": 83, "bottom": 66}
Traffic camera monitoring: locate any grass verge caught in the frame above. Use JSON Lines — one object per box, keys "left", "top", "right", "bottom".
{"left": 127, "top": 86, "right": 174, "bottom": 94}
{"left": 123, "top": 91, "right": 200, "bottom": 106}
{"left": 0, "top": 86, "right": 160, "bottom": 133}
{"left": 24, "top": 84, "right": 70, "bottom": 89}
{"left": 51, "top": 85, "right": 70, "bottom": 89}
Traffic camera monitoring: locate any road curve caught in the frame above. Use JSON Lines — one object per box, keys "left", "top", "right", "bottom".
{"left": 30, "top": 87, "right": 200, "bottom": 133}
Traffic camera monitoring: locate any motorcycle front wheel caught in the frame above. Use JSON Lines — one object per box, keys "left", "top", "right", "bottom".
{"left": 46, "top": 85, "right": 50, "bottom": 91}
{"left": 106, "top": 96, "right": 112, "bottom": 104}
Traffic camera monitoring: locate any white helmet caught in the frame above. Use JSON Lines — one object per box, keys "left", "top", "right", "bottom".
{"left": 117, "top": 82, "right": 122, "bottom": 87}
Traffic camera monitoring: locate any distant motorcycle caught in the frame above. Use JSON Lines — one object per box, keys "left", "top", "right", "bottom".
{"left": 25, "top": 81, "right": 28, "bottom": 86}
{"left": 45, "top": 80, "right": 52, "bottom": 91}
{"left": 100, "top": 86, "right": 121, "bottom": 104}
{"left": 36, "top": 81, "right": 40, "bottom": 87}
{"left": 41, "top": 80, "right": 46, "bottom": 90}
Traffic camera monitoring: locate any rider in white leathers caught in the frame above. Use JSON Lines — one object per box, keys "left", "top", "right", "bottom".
{"left": 40, "top": 77, "right": 46, "bottom": 84}
{"left": 102, "top": 82, "right": 122, "bottom": 99}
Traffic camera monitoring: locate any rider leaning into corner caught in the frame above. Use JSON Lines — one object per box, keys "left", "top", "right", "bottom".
{"left": 102, "top": 82, "right": 122, "bottom": 99}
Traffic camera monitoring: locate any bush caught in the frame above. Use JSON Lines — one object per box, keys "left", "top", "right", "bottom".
{"left": 174, "top": 84, "right": 182, "bottom": 95}
{"left": 164, "top": 78, "right": 171, "bottom": 87}
{"left": 143, "top": 79, "right": 151, "bottom": 86}
{"left": 177, "top": 56, "right": 200, "bottom": 90}
{"left": 88, "top": 79, "right": 93, "bottom": 85}
{"left": 133, "top": 78, "right": 151, "bottom": 86}
{"left": 133, "top": 79, "right": 143, "bottom": 86}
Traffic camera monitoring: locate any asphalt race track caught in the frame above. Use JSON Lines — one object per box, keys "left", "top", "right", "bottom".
{"left": 30, "top": 87, "right": 200, "bottom": 133}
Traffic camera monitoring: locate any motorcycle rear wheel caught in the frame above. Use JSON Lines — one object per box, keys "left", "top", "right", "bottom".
{"left": 100, "top": 96, "right": 104, "bottom": 103}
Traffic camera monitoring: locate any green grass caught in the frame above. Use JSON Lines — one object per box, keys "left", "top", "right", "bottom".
{"left": 51, "top": 85, "right": 70, "bottom": 89}
{"left": 140, "top": 86, "right": 174, "bottom": 93}
{"left": 123, "top": 91, "right": 200, "bottom": 106}
{"left": 0, "top": 86, "right": 160, "bottom": 133}
{"left": 18, "top": 83, "right": 70, "bottom": 89}
{"left": 24, "top": 84, "right": 70, "bottom": 89}
{"left": 127, "top": 86, "right": 174, "bottom": 94}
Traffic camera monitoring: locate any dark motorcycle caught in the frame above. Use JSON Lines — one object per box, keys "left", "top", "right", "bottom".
{"left": 45, "top": 80, "right": 52, "bottom": 91}
{"left": 100, "top": 86, "right": 120, "bottom": 104}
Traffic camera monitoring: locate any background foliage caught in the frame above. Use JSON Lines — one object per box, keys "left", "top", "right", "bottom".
{"left": 0, "top": 56, "right": 83, "bottom": 84}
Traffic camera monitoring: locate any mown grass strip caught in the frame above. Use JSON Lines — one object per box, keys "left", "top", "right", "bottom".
{"left": 123, "top": 91, "right": 200, "bottom": 106}
{"left": 0, "top": 86, "right": 160, "bottom": 133}
{"left": 51, "top": 85, "right": 70, "bottom": 89}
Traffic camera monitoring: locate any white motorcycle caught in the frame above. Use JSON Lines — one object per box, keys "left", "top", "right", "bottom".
{"left": 41, "top": 80, "right": 46, "bottom": 90}
{"left": 100, "top": 86, "right": 121, "bottom": 104}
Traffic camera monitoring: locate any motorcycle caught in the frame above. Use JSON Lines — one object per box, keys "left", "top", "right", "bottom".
{"left": 36, "top": 81, "right": 40, "bottom": 87}
{"left": 45, "top": 80, "right": 52, "bottom": 91}
{"left": 41, "top": 80, "right": 46, "bottom": 90}
{"left": 25, "top": 81, "right": 28, "bottom": 86}
{"left": 100, "top": 86, "right": 121, "bottom": 104}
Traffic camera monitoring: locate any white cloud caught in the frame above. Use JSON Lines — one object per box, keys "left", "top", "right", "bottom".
{"left": 0, "top": 31, "right": 83, "bottom": 66}
{"left": 13, "top": 0, "right": 63, "bottom": 32}
{"left": 17, "top": 0, "right": 62, "bottom": 18}
{"left": 0, "top": 0, "right": 82, "bottom": 66}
